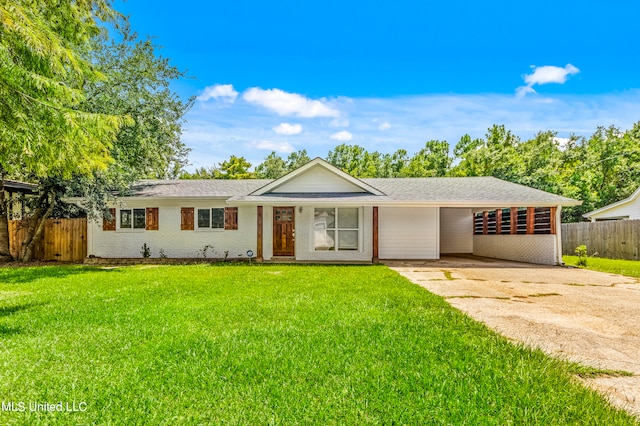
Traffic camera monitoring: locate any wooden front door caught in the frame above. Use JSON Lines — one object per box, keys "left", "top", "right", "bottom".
{"left": 273, "top": 207, "right": 295, "bottom": 256}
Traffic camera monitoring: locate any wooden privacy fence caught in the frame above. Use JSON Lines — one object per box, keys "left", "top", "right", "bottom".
{"left": 561, "top": 220, "right": 640, "bottom": 260}
{"left": 9, "top": 218, "right": 87, "bottom": 262}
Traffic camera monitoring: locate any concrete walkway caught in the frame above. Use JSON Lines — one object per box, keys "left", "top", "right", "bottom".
{"left": 385, "top": 255, "right": 640, "bottom": 417}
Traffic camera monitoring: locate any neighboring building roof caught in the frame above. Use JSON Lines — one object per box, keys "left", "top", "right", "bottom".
{"left": 4, "top": 180, "right": 37, "bottom": 193}
{"left": 583, "top": 186, "right": 640, "bottom": 219}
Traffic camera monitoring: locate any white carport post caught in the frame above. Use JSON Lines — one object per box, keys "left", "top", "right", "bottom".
{"left": 555, "top": 205, "right": 563, "bottom": 265}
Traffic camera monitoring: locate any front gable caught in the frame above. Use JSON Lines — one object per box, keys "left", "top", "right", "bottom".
{"left": 250, "top": 158, "right": 385, "bottom": 195}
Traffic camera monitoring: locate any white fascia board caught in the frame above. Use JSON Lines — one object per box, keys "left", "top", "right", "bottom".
{"left": 230, "top": 200, "right": 582, "bottom": 208}
{"left": 583, "top": 186, "right": 640, "bottom": 218}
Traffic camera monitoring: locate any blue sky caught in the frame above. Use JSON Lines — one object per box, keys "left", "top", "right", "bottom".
{"left": 115, "top": 0, "right": 640, "bottom": 170}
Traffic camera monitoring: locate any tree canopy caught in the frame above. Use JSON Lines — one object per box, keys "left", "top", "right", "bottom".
{"left": 205, "top": 122, "right": 640, "bottom": 223}
{"left": 0, "top": 0, "right": 127, "bottom": 260}
{"left": 0, "top": 2, "right": 192, "bottom": 260}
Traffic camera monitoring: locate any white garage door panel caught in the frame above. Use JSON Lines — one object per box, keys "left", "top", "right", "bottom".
{"left": 440, "top": 208, "right": 473, "bottom": 253}
{"left": 379, "top": 207, "right": 438, "bottom": 259}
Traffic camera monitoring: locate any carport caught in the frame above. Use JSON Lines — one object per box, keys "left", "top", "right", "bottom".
{"left": 440, "top": 205, "right": 564, "bottom": 265}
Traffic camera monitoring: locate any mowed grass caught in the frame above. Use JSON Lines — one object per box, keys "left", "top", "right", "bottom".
{"left": 0, "top": 264, "right": 636, "bottom": 425}
{"left": 564, "top": 255, "right": 640, "bottom": 279}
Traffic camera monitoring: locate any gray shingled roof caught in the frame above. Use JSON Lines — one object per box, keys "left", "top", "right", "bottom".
{"left": 126, "top": 177, "right": 579, "bottom": 206}
{"left": 129, "top": 179, "right": 271, "bottom": 197}
{"left": 360, "top": 177, "right": 579, "bottom": 205}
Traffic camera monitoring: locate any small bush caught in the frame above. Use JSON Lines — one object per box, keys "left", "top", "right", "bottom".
{"left": 575, "top": 245, "right": 588, "bottom": 267}
{"left": 140, "top": 243, "right": 151, "bottom": 258}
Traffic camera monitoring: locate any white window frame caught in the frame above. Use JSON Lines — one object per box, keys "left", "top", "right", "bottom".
{"left": 196, "top": 207, "right": 225, "bottom": 230}
{"left": 119, "top": 208, "right": 146, "bottom": 231}
{"left": 313, "top": 207, "right": 361, "bottom": 251}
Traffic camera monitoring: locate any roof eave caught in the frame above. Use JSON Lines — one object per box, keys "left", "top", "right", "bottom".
{"left": 583, "top": 186, "right": 640, "bottom": 218}
{"left": 229, "top": 199, "right": 582, "bottom": 207}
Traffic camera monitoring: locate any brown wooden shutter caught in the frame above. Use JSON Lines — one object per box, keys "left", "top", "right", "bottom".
{"left": 224, "top": 207, "right": 238, "bottom": 230}
{"left": 146, "top": 208, "right": 159, "bottom": 230}
{"left": 103, "top": 208, "right": 116, "bottom": 231}
{"left": 181, "top": 207, "right": 194, "bottom": 230}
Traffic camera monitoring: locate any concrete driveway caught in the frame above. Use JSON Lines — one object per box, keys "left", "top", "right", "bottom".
{"left": 385, "top": 255, "right": 640, "bottom": 417}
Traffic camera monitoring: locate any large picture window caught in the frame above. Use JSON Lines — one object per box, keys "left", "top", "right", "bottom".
{"left": 314, "top": 207, "right": 359, "bottom": 251}
{"left": 197, "top": 208, "right": 225, "bottom": 229}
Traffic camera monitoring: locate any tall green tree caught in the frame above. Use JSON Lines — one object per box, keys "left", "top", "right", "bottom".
{"left": 213, "top": 156, "right": 254, "bottom": 179}
{"left": 450, "top": 125, "right": 522, "bottom": 180}
{"left": 82, "top": 27, "right": 193, "bottom": 181}
{"left": 255, "top": 152, "right": 287, "bottom": 179}
{"left": 62, "top": 25, "right": 192, "bottom": 220}
{"left": 254, "top": 149, "right": 312, "bottom": 179}
{"left": 379, "top": 149, "right": 409, "bottom": 177}
{"left": 403, "top": 140, "right": 451, "bottom": 177}
{"left": 326, "top": 144, "right": 380, "bottom": 177}
{"left": 0, "top": 0, "right": 128, "bottom": 261}
{"left": 285, "top": 149, "right": 312, "bottom": 171}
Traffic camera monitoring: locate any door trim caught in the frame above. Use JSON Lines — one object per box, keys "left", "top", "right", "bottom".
{"left": 272, "top": 206, "right": 295, "bottom": 257}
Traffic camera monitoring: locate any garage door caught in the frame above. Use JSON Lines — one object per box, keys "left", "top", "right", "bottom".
{"left": 378, "top": 207, "right": 438, "bottom": 259}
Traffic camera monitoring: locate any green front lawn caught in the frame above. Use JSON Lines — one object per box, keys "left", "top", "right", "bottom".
{"left": 0, "top": 264, "right": 636, "bottom": 424}
{"left": 564, "top": 255, "right": 640, "bottom": 279}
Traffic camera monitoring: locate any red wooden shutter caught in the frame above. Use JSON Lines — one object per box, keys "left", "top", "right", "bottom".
{"left": 181, "top": 207, "right": 194, "bottom": 230}
{"left": 224, "top": 207, "right": 238, "bottom": 230}
{"left": 103, "top": 208, "right": 116, "bottom": 231}
{"left": 146, "top": 208, "right": 159, "bottom": 230}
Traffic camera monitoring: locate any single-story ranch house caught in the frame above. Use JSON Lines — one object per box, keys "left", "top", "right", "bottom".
{"left": 583, "top": 186, "right": 640, "bottom": 221}
{"left": 88, "top": 158, "right": 580, "bottom": 265}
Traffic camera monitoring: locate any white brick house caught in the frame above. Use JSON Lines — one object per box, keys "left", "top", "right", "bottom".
{"left": 87, "top": 158, "right": 580, "bottom": 265}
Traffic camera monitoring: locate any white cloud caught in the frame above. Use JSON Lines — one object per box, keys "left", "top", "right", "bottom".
{"left": 243, "top": 87, "right": 340, "bottom": 118}
{"left": 378, "top": 121, "right": 391, "bottom": 131}
{"left": 273, "top": 123, "right": 303, "bottom": 135}
{"left": 517, "top": 64, "right": 580, "bottom": 97}
{"left": 330, "top": 130, "right": 353, "bottom": 141}
{"left": 329, "top": 118, "right": 350, "bottom": 127}
{"left": 525, "top": 64, "right": 580, "bottom": 86}
{"left": 249, "top": 140, "right": 295, "bottom": 153}
{"left": 515, "top": 85, "right": 537, "bottom": 98}
{"left": 197, "top": 84, "right": 238, "bottom": 102}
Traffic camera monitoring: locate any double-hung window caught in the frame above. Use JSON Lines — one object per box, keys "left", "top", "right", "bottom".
{"left": 314, "top": 207, "right": 359, "bottom": 251}
{"left": 197, "top": 208, "right": 225, "bottom": 229}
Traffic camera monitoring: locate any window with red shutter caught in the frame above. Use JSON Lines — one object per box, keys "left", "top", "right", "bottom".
{"left": 181, "top": 207, "right": 194, "bottom": 230}
{"left": 146, "top": 208, "right": 159, "bottom": 230}
{"left": 103, "top": 208, "right": 116, "bottom": 231}
{"left": 225, "top": 207, "right": 238, "bottom": 230}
